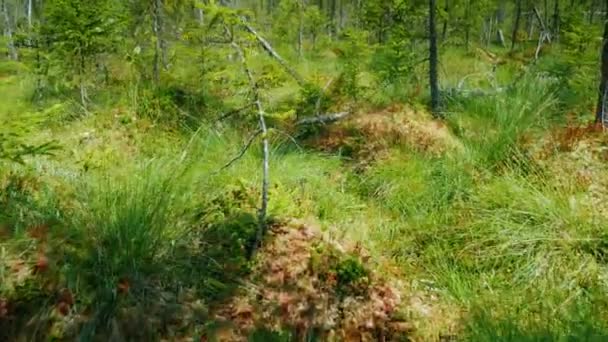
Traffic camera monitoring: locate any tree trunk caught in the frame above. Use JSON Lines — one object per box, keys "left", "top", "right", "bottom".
{"left": 229, "top": 38, "right": 270, "bottom": 259}
{"left": 195, "top": 7, "right": 204, "bottom": 26}
{"left": 511, "top": 0, "right": 522, "bottom": 51}
{"left": 553, "top": 0, "right": 560, "bottom": 41}
{"left": 78, "top": 51, "right": 88, "bottom": 112}
{"left": 465, "top": 0, "right": 472, "bottom": 49}
{"left": 441, "top": 0, "right": 449, "bottom": 41}
{"left": 596, "top": 11, "right": 608, "bottom": 124}
{"left": 339, "top": 0, "right": 345, "bottom": 31}
{"left": 27, "top": 0, "right": 33, "bottom": 29}
{"left": 590, "top": 0, "right": 597, "bottom": 24}
{"left": 429, "top": 0, "right": 440, "bottom": 116}
{"left": 1, "top": 0, "right": 18, "bottom": 61}
{"left": 329, "top": 0, "right": 337, "bottom": 38}
{"left": 152, "top": 0, "right": 167, "bottom": 82}
{"left": 298, "top": 0, "right": 304, "bottom": 58}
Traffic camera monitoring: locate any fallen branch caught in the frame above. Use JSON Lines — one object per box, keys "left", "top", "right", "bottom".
{"left": 296, "top": 112, "right": 350, "bottom": 126}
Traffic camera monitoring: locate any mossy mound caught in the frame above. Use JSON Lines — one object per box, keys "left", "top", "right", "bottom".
{"left": 209, "top": 220, "right": 412, "bottom": 341}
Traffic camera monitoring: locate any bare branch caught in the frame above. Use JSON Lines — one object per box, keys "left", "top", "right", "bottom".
{"left": 216, "top": 129, "right": 263, "bottom": 172}
{"left": 215, "top": 103, "right": 256, "bottom": 121}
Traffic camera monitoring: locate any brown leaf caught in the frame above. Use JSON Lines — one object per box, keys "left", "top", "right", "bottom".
{"left": 34, "top": 254, "right": 49, "bottom": 273}
{"left": 28, "top": 224, "right": 49, "bottom": 241}
{"left": 58, "top": 288, "right": 74, "bottom": 306}
{"left": 0, "top": 299, "right": 8, "bottom": 318}
{"left": 233, "top": 301, "right": 253, "bottom": 319}
{"left": 0, "top": 224, "right": 10, "bottom": 240}
{"left": 56, "top": 302, "right": 70, "bottom": 316}
{"left": 117, "top": 278, "right": 130, "bottom": 295}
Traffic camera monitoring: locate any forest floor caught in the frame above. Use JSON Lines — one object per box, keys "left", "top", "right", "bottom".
{"left": 3, "top": 45, "right": 608, "bottom": 341}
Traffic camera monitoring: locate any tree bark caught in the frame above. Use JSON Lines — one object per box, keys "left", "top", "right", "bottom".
{"left": 152, "top": 0, "right": 167, "bottom": 83}
{"left": 27, "top": 0, "right": 33, "bottom": 29}
{"left": 429, "top": 0, "right": 441, "bottom": 116}
{"left": 511, "top": 0, "right": 522, "bottom": 51}
{"left": 596, "top": 20, "right": 608, "bottom": 125}
{"left": 465, "top": 0, "right": 473, "bottom": 49}
{"left": 2, "top": 0, "right": 18, "bottom": 61}
{"left": 298, "top": 0, "right": 304, "bottom": 59}
{"left": 552, "top": 0, "right": 560, "bottom": 42}
{"left": 195, "top": 7, "right": 204, "bottom": 26}
{"left": 329, "top": 0, "right": 337, "bottom": 38}
{"left": 441, "top": 0, "right": 449, "bottom": 41}
{"left": 229, "top": 38, "right": 270, "bottom": 258}
{"left": 590, "top": 0, "right": 597, "bottom": 24}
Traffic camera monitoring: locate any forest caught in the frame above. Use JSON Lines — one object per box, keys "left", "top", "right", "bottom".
{"left": 2, "top": 0, "right": 608, "bottom": 340}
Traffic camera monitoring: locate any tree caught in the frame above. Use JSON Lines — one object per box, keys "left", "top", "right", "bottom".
{"left": 511, "top": 0, "right": 522, "bottom": 51}
{"left": 2, "top": 0, "right": 18, "bottom": 60}
{"left": 152, "top": 0, "right": 167, "bottom": 83}
{"left": 429, "top": 0, "right": 440, "bottom": 116}
{"left": 40, "top": 0, "right": 125, "bottom": 110}
{"left": 596, "top": 6, "right": 608, "bottom": 125}
{"left": 553, "top": 0, "right": 560, "bottom": 41}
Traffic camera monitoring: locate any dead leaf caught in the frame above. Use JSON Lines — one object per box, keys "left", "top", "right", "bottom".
{"left": 56, "top": 302, "right": 70, "bottom": 316}
{"left": 117, "top": 278, "right": 130, "bottom": 295}
{"left": 0, "top": 299, "right": 8, "bottom": 318}
{"left": 34, "top": 254, "right": 49, "bottom": 273}
{"left": 58, "top": 288, "right": 74, "bottom": 306}
{"left": 28, "top": 224, "right": 49, "bottom": 241}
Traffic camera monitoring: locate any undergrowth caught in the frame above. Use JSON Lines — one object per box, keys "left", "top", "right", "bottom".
{"left": 2, "top": 36, "right": 608, "bottom": 341}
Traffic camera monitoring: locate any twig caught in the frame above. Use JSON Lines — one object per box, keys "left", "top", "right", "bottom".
{"left": 216, "top": 129, "right": 262, "bottom": 172}
{"left": 215, "top": 102, "right": 255, "bottom": 121}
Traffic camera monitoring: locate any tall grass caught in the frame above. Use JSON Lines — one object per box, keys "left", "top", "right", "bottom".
{"left": 446, "top": 76, "right": 556, "bottom": 169}
{"left": 356, "top": 73, "right": 608, "bottom": 340}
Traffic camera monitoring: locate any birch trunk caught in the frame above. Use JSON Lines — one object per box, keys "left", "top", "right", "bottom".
{"left": 27, "top": 0, "right": 33, "bottom": 29}
{"left": 596, "top": 20, "right": 608, "bottom": 125}
{"left": 429, "top": 0, "right": 441, "bottom": 116}
{"left": 511, "top": 0, "right": 522, "bottom": 51}
{"left": 2, "top": 0, "right": 18, "bottom": 61}
{"left": 152, "top": 0, "right": 166, "bottom": 82}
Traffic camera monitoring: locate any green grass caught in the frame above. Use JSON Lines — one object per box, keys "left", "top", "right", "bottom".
{"left": 2, "top": 36, "right": 608, "bottom": 340}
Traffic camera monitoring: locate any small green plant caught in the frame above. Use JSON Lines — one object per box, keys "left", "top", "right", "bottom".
{"left": 335, "top": 257, "right": 369, "bottom": 294}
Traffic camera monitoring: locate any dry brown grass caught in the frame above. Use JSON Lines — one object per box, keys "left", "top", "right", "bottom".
{"left": 303, "top": 105, "right": 463, "bottom": 165}
{"left": 210, "top": 219, "right": 414, "bottom": 341}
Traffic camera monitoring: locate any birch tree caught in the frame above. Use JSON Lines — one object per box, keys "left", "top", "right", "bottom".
{"left": 429, "top": 0, "right": 440, "bottom": 116}
{"left": 2, "top": 0, "right": 18, "bottom": 60}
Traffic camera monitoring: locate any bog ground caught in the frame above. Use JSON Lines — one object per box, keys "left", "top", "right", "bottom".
{"left": 2, "top": 1, "right": 608, "bottom": 341}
